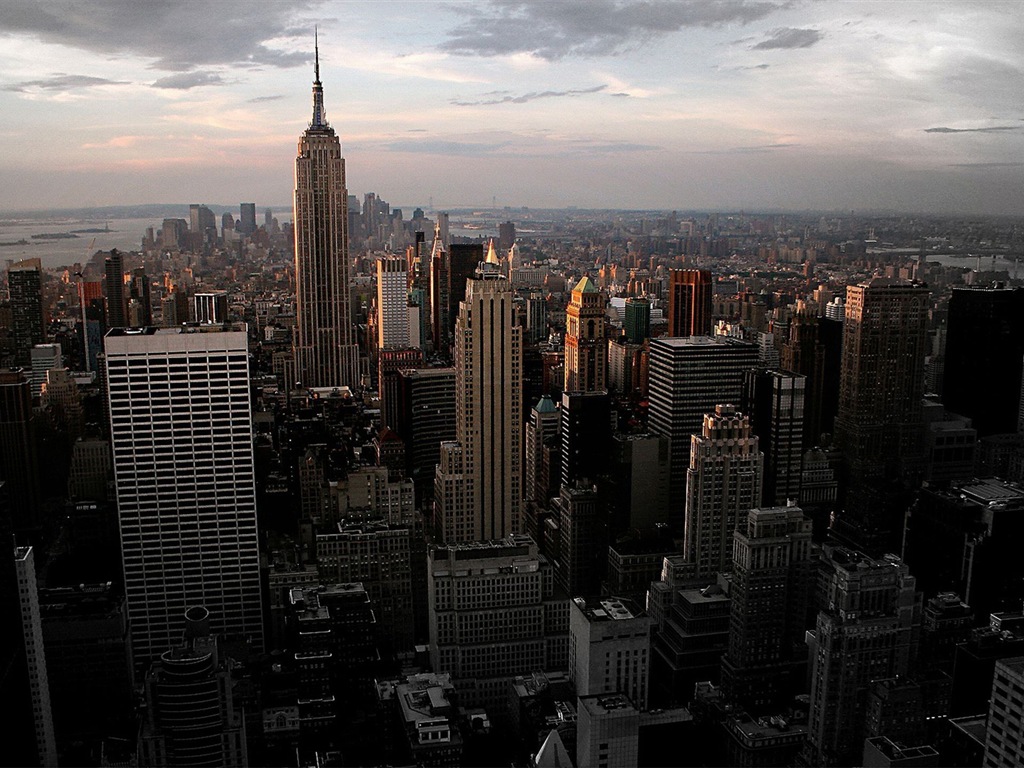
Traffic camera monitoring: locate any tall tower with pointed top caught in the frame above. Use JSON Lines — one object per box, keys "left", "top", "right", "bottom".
{"left": 293, "top": 34, "right": 359, "bottom": 389}
{"left": 564, "top": 275, "right": 606, "bottom": 393}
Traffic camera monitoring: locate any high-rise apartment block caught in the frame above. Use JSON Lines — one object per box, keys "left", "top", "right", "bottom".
{"left": 293, "top": 43, "right": 359, "bottom": 389}
{"left": 804, "top": 548, "right": 920, "bottom": 766}
{"left": 427, "top": 535, "right": 567, "bottom": 712}
{"left": 684, "top": 405, "right": 763, "bottom": 579}
{"left": 648, "top": 336, "right": 758, "bottom": 528}
{"left": 563, "top": 276, "right": 606, "bottom": 393}
{"left": 105, "top": 326, "right": 263, "bottom": 668}
{"left": 434, "top": 252, "right": 522, "bottom": 543}
{"left": 9, "top": 258, "right": 45, "bottom": 365}
{"left": 720, "top": 504, "right": 813, "bottom": 712}
{"left": 667, "top": 268, "right": 712, "bottom": 337}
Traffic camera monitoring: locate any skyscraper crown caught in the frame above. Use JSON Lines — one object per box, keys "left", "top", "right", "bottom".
{"left": 310, "top": 28, "right": 330, "bottom": 130}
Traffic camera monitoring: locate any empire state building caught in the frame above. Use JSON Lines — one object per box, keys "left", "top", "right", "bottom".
{"left": 293, "top": 37, "right": 359, "bottom": 390}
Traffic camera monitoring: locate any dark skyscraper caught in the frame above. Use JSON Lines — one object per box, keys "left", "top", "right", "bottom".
{"left": 743, "top": 369, "right": 806, "bottom": 506}
{"left": 292, "top": 38, "right": 359, "bottom": 389}
{"left": 832, "top": 279, "right": 929, "bottom": 556}
{"left": 447, "top": 243, "right": 483, "bottom": 341}
{"left": 721, "top": 504, "right": 813, "bottom": 712}
{"left": 104, "top": 250, "right": 128, "bottom": 330}
{"left": 623, "top": 296, "right": 651, "bottom": 344}
{"left": 499, "top": 220, "right": 516, "bottom": 250}
{"left": 239, "top": 202, "right": 257, "bottom": 235}
{"left": 648, "top": 336, "right": 758, "bottom": 529}
{"left": 0, "top": 369, "right": 40, "bottom": 535}
{"left": 667, "top": 268, "right": 712, "bottom": 337}
{"left": 8, "top": 258, "right": 45, "bottom": 366}
{"left": 943, "top": 285, "right": 1024, "bottom": 437}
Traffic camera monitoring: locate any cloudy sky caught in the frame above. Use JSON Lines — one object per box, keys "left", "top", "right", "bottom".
{"left": 1, "top": 0, "right": 1022, "bottom": 214}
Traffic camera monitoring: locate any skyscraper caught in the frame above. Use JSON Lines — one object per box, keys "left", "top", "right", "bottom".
{"left": 623, "top": 296, "right": 651, "bottom": 344}
{"left": 563, "top": 275, "right": 606, "bottom": 394}
{"left": 376, "top": 255, "right": 411, "bottom": 350}
{"left": 743, "top": 369, "right": 806, "bottom": 506}
{"left": 667, "top": 268, "right": 712, "bottom": 337}
{"left": 720, "top": 504, "right": 813, "bottom": 712}
{"left": 104, "top": 250, "right": 128, "bottom": 329}
{"left": 832, "top": 278, "right": 929, "bottom": 556}
{"left": 293, "top": 38, "right": 359, "bottom": 390}
{"left": 434, "top": 249, "right": 522, "bottom": 543}
{"left": 648, "top": 336, "right": 758, "bottom": 530}
{"left": 0, "top": 369, "right": 40, "bottom": 535}
{"left": 9, "top": 258, "right": 45, "bottom": 366}
{"left": 804, "top": 548, "right": 919, "bottom": 766}
{"left": 238, "top": 202, "right": 257, "bottom": 235}
{"left": 104, "top": 326, "right": 263, "bottom": 669}
{"left": 396, "top": 367, "right": 456, "bottom": 508}
{"left": 943, "top": 285, "right": 1024, "bottom": 437}
{"left": 683, "top": 405, "right": 763, "bottom": 578}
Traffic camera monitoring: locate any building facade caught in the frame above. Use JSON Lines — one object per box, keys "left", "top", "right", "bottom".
{"left": 292, "top": 43, "right": 359, "bottom": 389}
{"left": 105, "top": 326, "right": 263, "bottom": 669}
{"left": 667, "top": 268, "right": 712, "bottom": 337}
{"left": 563, "top": 276, "right": 606, "bottom": 394}
{"left": 684, "top": 405, "right": 763, "bottom": 579}
{"left": 434, "top": 253, "right": 523, "bottom": 543}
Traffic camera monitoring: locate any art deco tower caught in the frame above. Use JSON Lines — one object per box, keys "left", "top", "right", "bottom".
{"left": 434, "top": 248, "right": 523, "bottom": 543}
{"left": 564, "top": 275, "right": 606, "bottom": 393}
{"left": 293, "top": 36, "right": 359, "bottom": 389}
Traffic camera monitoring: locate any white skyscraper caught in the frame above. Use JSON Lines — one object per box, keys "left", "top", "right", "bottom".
{"left": 376, "top": 255, "right": 410, "bottom": 349}
{"left": 104, "top": 326, "right": 263, "bottom": 668}
{"left": 434, "top": 250, "right": 523, "bottom": 543}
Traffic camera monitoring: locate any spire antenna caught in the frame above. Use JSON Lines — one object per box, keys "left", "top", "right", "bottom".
{"left": 314, "top": 26, "right": 320, "bottom": 83}
{"left": 309, "top": 27, "right": 328, "bottom": 129}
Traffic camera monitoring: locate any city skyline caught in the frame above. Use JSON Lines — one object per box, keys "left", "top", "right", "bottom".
{"left": 1, "top": 1, "right": 1022, "bottom": 215}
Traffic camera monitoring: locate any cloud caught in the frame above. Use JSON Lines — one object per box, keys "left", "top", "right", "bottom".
{"left": 383, "top": 138, "right": 514, "bottom": 156}
{"left": 688, "top": 142, "right": 798, "bottom": 154}
{"left": 152, "top": 72, "right": 225, "bottom": 90}
{"left": 924, "top": 125, "right": 1021, "bottom": 134}
{"left": 81, "top": 135, "right": 145, "bottom": 149}
{"left": 452, "top": 84, "right": 606, "bottom": 106}
{"left": 750, "top": 27, "right": 823, "bottom": 50}
{"left": 0, "top": 0, "right": 320, "bottom": 71}
{"left": 948, "top": 162, "right": 1024, "bottom": 167}
{"left": 3, "top": 73, "right": 128, "bottom": 92}
{"left": 440, "top": 0, "right": 785, "bottom": 59}
{"left": 378, "top": 131, "right": 658, "bottom": 157}
{"left": 248, "top": 94, "right": 285, "bottom": 103}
